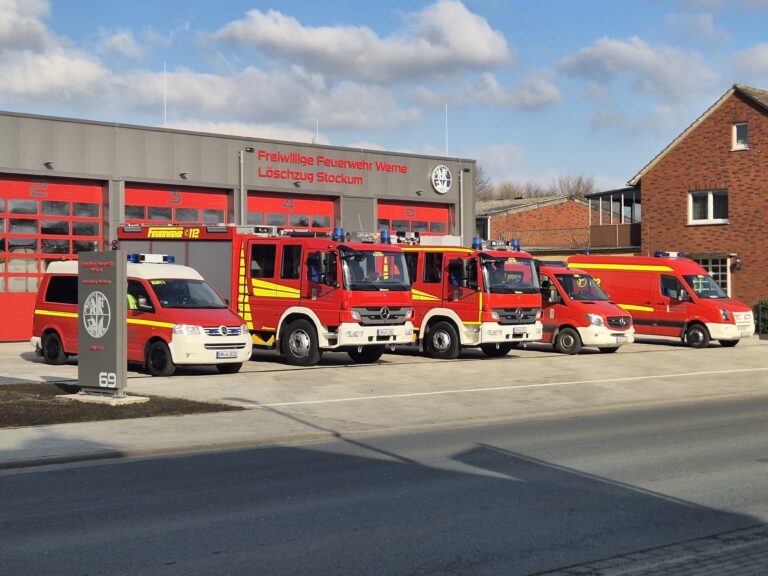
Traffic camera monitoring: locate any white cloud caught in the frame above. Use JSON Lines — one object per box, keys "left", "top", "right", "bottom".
{"left": 588, "top": 104, "right": 689, "bottom": 139}
{"left": 557, "top": 36, "right": 718, "bottom": 101}
{"left": 665, "top": 12, "right": 728, "bottom": 44}
{"left": 731, "top": 42, "right": 768, "bottom": 74}
{"left": 412, "top": 73, "right": 560, "bottom": 111}
{"left": 463, "top": 143, "right": 525, "bottom": 183}
{"left": 0, "top": 0, "right": 50, "bottom": 50}
{"left": 166, "top": 119, "right": 327, "bottom": 144}
{"left": 96, "top": 29, "right": 146, "bottom": 61}
{"left": 213, "top": 0, "right": 513, "bottom": 84}
{"left": 0, "top": 46, "right": 107, "bottom": 98}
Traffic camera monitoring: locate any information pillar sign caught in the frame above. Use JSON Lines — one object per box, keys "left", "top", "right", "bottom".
{"left": 78, "top": 250, "right": 127, "bottom": 397}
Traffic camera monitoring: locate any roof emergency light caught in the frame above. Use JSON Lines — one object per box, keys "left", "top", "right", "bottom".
{"left": 509, "top": 238, "right": 521, "bottom": 251}
{"left": 332, "top": 227, "right": 345, "bottom": 242}
{"left": 471, "top": 236, "right": 483, "bottom": 250}
{"left": 127, "top": 253, "right": 175, "bottom": 264}
{"left": 380, "top": 229, "right": 391, "bottom": 244}
{"left": 654, "top": 251, "right": 685, "bottom": 258}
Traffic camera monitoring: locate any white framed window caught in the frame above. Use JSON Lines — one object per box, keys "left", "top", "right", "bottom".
{"left": 688, "top": 190, "right": 728, "bottom": 224}
{"left": 732, "top": 122, "right": 748, "bottom": 150}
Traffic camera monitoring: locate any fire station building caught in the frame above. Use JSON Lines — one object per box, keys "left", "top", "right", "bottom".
{"left": 0, "top": 110, "right": 476, "bottom": 341}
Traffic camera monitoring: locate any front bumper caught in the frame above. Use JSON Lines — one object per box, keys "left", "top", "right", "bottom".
{"left": 30, "top": 336, "right": 41, "bottom": 351}
{"left": 577, "top": 325, "right": 635, "bottom": 347}
{"left": 464, "top": 321, "right": 543, "bottom": 346}
{"left": 168, "top": 334, "right": 253, "bottom": 365}
{"left": 324, "top": 322, "right": 414, "bottom": 348}
{"left": 705, "top": 321, "right": 755, "bottom": 341}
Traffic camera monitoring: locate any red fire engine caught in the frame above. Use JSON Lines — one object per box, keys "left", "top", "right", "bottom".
{"left": 118, "top": 225, "right": 414, "bottom": 365}
{"left": 400, "top": 237, "right": 543, "bottom": 359}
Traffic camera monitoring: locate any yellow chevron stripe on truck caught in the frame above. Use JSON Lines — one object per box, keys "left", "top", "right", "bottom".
{"left": 412, "top": 289, "right": 440, "bottom": 301}
{"left": 251, "top": 278, "right": 301, "bottom": 299}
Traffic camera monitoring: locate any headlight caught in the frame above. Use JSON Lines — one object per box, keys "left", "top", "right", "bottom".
{"left": 719, "top": 308, "right": 730, "bottom": 322}
{"left": 535, "top": 308, "right": 542, "bottom": 319}
{"left": 241, "top": 323, "right": 250, "bottom": 334}
{"left": 586, "top": 313, "right": 604, "bottom": 327}
{"left": 404, "top": 308, "right": 413, "bottom": 320}
{"left": 173, "top": 324, "right": 202, "bottom": 335}
{"left": 491, "top": 310, "right": 500, "bottom": 321}
{"left": 351, "top": 310, "right": 361, "bottom": 321}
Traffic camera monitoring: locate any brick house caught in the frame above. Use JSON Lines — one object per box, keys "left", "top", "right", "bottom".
{"left": 475, "top": 196, "right": 599, "bottom": 253}
{"left": 629, "top": 83, "right": 768, "bottom": 306}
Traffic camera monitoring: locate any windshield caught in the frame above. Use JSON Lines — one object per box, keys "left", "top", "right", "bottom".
{"left": 683, "top": 274, "right": 727, "bottom": 299}
{"left": 481, "top": 257, "right": 539, "bottom": 294}
{"left": 149, "top": 278, "right": 227, "bottom": 309}
{"left": 341, "top": 249, "right": 411, "bottom": 291}
{"left": 554, "top": 273, "right": 608, "bottom": 301}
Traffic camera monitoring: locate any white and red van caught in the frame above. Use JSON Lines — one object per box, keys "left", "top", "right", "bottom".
{"left": 31, "top": 254, "right": 253, "bottom": 375}
{"left": 567, "top": 253, "right": 755, "bottom": 348}
{"left": 537, "top": 263, "right": 634, "bottom": 354}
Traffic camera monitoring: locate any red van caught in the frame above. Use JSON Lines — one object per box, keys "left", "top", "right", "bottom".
{"left": 567, "top": 253, "right": 755, "bottom": 348}
{"left": 31, "top": 255, "right": 253, "bottom": 375}
{"left": 538, "top": 264, "right": 634, "bottom": 354}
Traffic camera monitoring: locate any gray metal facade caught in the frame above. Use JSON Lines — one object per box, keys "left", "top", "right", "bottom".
{"left": 0, "top": 110, "right": 476, "bottom": 244}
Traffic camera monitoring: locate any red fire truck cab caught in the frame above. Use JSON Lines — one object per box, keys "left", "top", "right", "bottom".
{"left": 537, "top": 263, "right": 634, "bottom": 354}
{"left": 118, "top": 225, "right": 414, "bottom": 366}
{"left": 401, "top": 238, "right": 543, "bottom": 359}
{"left": 567, "top": 253, "right": 755, "bottom": 348}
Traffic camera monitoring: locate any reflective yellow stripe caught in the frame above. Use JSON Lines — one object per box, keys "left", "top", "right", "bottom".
{"left": 618, "top": 304, "right": 655, "bottom": 312}
{"left": 401, "top": 247, "right": 473, "bottom": 253}
{"left": 127, "top": 319, "right": 174, "bottom": 328}
{"left": 569, "top": 263, "right": 673, "bottom": 272}
{"left": 34, "top": 309, "right": 78, "bottom": 318}
{"left": 36, "top": 309, "right": 175, "bottom": 328}
{"left": 412, "top": 289, "right": 440, "bottom": 301}
{"left": 251, "top": 278, "right": 301, "bottom": 298}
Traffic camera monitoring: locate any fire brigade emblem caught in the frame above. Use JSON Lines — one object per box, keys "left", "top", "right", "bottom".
{"left": 83, "top": 291, "right": 111, "bottom": 339}
{"left": 380, "top": 306, "right": 391, "bottom": 320}
{"left": 431, "top": 165, "right": 452, "bottom": 194}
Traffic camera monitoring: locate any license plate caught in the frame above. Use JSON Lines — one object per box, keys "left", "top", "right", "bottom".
{"left": 216, "top": 350, "right": 237, "bottom": 358}
{"left": 615, "top": 335, "right": 627, "bottom": 343}
{"left": 377, "top": 328, "right": 395, "bottom": 336}
{"left": 513, "top": 326, "right": 526, "bottom": 335}
{"left": 740, "top": 330, "right": 752, "bottom": 337}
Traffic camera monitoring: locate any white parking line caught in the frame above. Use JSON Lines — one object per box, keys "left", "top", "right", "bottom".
{"left": 260, "top": 367, "right": 768, "bottom": 407}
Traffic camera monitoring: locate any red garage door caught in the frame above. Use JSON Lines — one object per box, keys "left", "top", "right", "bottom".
{"left": 125, "top": 185, "right": 230, "bottom": 225}
{"left": 0, "top": 175, "right": 103, "bottom": 341}
{"left": 248, "top": 192, "right": 335, "bottom": 233}
{"left": 377, "top": 201, "right": 451, "bottom": 236}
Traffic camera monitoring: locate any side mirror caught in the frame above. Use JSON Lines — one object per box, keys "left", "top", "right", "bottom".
{"left": 137, "top": 296, "right": 153, "bottom": 312}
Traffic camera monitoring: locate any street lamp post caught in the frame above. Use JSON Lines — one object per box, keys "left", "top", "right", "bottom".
{"left": 239, "top": 147, "right": 255, "bottom": 225}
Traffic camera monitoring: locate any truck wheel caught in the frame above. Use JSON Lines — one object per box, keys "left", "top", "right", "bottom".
{"left": 684, "top": 324, "right": 710, "bottom": 348}
{"left": 598, "top": 346, "right": 620, "bottom": 354}
{"left": 555, "top": 327, "right": 582, "bottom": 355}
{"left": 282, "top": 319, "right": 321, "bottom": 366}
{"left": 425, "top": 321, "right": 460, "bottom": 360}
{"left": 146, "top": 340, "right": 176, "bottom": 376}
{"left": 719, "top": 339, "right": 739, "bottom": 347}
{"left": 42, "top": 331, "right": 67, "bottom": 365}
{"left": 348, "top": 345, "right": 385, "bottom": 364}
{"left": 216, "top": 362, "right": 243, "bottom": 374}
{"left": 480, "top": 343, "right": 514, "bottom": 357}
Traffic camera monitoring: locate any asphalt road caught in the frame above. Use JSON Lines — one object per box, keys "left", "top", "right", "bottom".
{"left": 2, "top": 393, "right": 767, "bottom": 576}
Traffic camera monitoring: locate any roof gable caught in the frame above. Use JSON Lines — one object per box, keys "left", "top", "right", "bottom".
{"left": 628, "top": 84, "right": 768, "bottom": 187}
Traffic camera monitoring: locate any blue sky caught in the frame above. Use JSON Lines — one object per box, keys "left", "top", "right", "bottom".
{"left": 3, "top": 0, "right": 768, "bottom": 190}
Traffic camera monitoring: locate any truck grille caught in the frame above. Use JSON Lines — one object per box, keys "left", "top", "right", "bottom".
{"left": 352, "top": 306, "right": 411, "bottom": 326}
{"left": 734, "top": 311, "right": 754, "bottom": 328}
{"left": 204, "top": 343, "right": 247, "bottom": 350}
{"left": 492, "top": 308, "right": 540, "bottom": 325}
{"left": 203, "top": 326, "right": 243, "bottom": 337}
{"left": 606, "top": 316, "right": 632, "bottom": 329}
